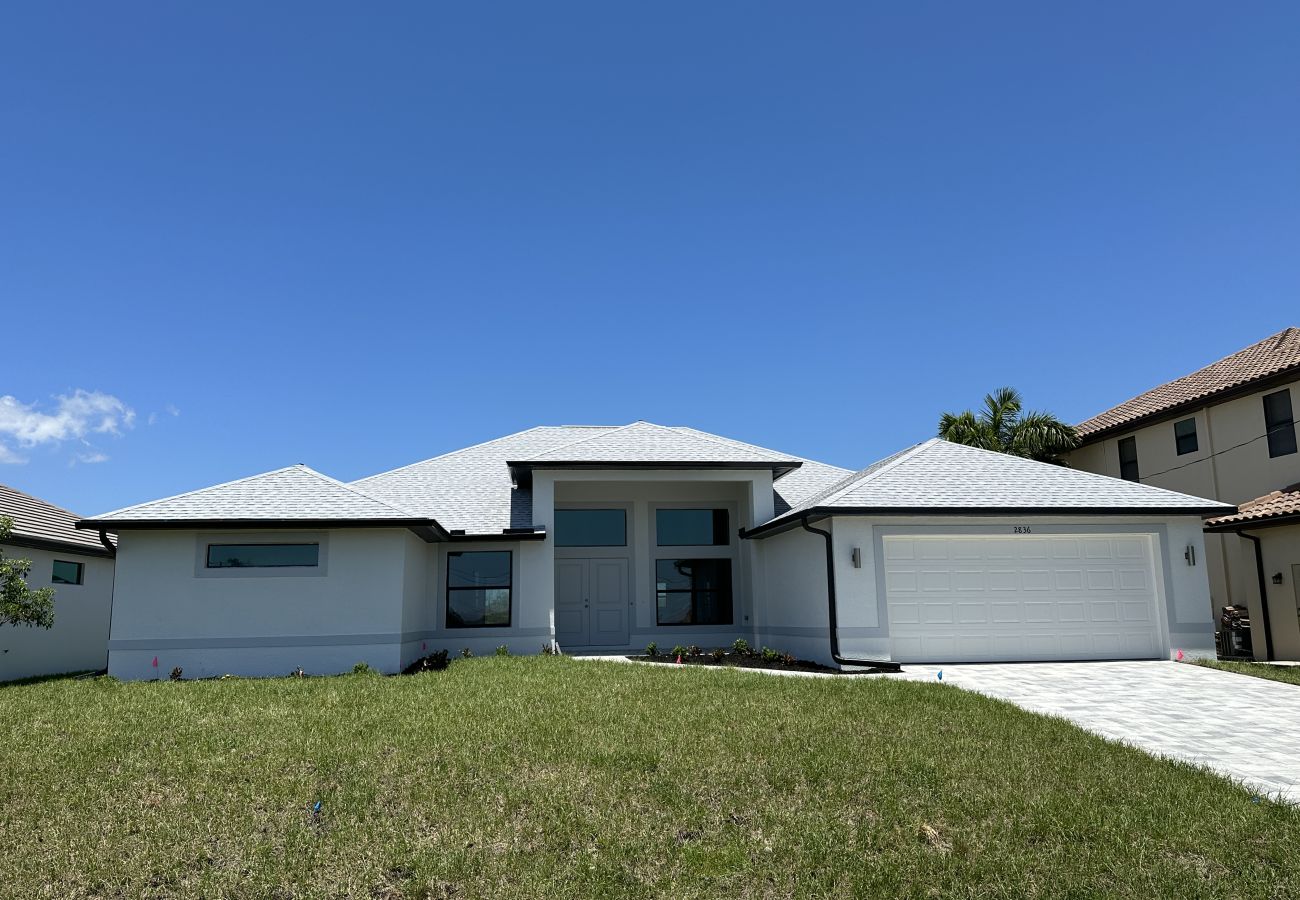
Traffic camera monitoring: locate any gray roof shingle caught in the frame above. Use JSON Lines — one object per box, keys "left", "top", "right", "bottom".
{"left": 1, "top": 484, "right": 113, "bottom": 555}
{"left": 514, "top": 421, "right": 800, "bottom": 467}
{"left": 753, "top": 439, "right": 1234, "bottom": 534}
{"left": 82, "top": 465, "right": 430, "bottom": 527}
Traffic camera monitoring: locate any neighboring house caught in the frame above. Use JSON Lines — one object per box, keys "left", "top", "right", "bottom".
{"left": 78, "top": 422, "right": 1231, "bottom": 679}
{"left": 0, "top": 484, "right": 116, "bottom": 681}
{"left": 1068, "top": 327, "right": 1300, "bottom": 660}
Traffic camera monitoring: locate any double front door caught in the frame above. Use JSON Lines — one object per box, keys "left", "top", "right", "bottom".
{"left": 555, "top": 557, "right": 630, "bottom": 649}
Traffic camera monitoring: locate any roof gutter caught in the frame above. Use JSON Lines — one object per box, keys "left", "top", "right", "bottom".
{"left": 797, "top": 516, "right": 901, "bottom": 672}
{"left": 98, "top": 529, "right": 116, "bottom": 558}
{"left": 1236, "top": 529, "right": 1275, "bottom": 661}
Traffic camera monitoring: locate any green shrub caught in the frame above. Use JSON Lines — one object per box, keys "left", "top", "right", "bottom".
{"left": 732, "top": 638, "right": 751, "bottom": 657}
{"left": 402, "top": 650, "right": 450, "bottom": 674}
{"left": 644, "top": 642, "right": 659, "bottom": 657}
{"left": 760, "top": 647, "right": 780, "bottom": 663}
{"left": 460, "top": 647, "right": 473, "bottom": 659}
{"left": 709, "top": 647, "right": 726, "bottom": 663}
{"left": 495, "top": 645, "right": 510, "bottom": 657}
{"left": 670, "top": 645, "right": 688, "bottom": 659}
{"left": 687, "top": 644, "right": 702, "bottom": 657}
{"left": 352, "top": 662, "right": 375, "bottom": 675}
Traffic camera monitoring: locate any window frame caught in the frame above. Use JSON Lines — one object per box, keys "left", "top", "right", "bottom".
{"left": 1263, "top": 389, "right": 1298, "bottom": 458}
{"left": 193, "top": 532, "right": 329, "bottom": 579}
{"left": 51, "top": 559, "right": 84, "bottom": 585}
{"left": 205, "top": 542, "right": 321, "bottom": 570}
{"left": 654, "top": 508, "right": 731, "bottom": 547}
{"left": 1173, "top": 418, "right": 1198, "bottom": 456}
{"left": 1117, "top": 436, "right": 1140, "bottom": 482}
{"left": 554, "top": 508, "right": 628, "bottom": 547}
{"left": 654, "top": 557, "right": 734, "bottom": 626}
{"left": 445, "top": 549, "right": 513, "bottom": 629}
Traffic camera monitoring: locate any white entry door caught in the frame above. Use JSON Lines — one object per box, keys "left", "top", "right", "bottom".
{"left": 884, "top": 534, "right": 1164, "bottom": 663}
{"left": 554, "top": 558, "right": 630, "bottom": 649}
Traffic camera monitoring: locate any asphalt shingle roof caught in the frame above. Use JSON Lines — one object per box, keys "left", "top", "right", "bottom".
{"left": 82, "top": 465, "right": 428, "bottom": 526}
{"left": 514, "top": 421, "right": 799, "bottom": 467}
{"left": 0, "top": 484, "right": 112, "bottom": 554}
{"left": 753, "top": 439, "right": 1233, "bottom": 534}
{"left": 1205, "top": 487, "right": 1300, "bottom": 529}
{"left": 1077, "top": 327, "right": 1300, "bottom": 439}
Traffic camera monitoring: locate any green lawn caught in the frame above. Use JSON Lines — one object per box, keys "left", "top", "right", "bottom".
{"left": 1193, "top": 658, "right": 1300, "bottom": 687}
{"left": 1, "top": 658, "right": 1297, "bottom": 899}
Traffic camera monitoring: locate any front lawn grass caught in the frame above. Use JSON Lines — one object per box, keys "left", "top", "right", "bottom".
{"left": 1193, "top": 658, "right": 1300, "bottom": 687}
{"left": 1, "top": 658, "right": 1297, "bottom": 898}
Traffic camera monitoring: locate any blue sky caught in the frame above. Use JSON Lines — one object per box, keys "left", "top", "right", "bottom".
{"left": 2, "top": 2, "right": 1297, "bottom": 515}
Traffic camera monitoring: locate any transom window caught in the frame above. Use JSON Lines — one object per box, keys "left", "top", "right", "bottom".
{"left": 51, "top": 560, "right": 83, "bottom": 585}
{"left": 1174, "top": 418, "right": 1198, "bottom": 456}
{"left": 655, "top": 558, "right": 733, "bottom": 625}
{"left": 206, "top": 543, "right": 319, "bottom": 569}
{"left": 1264, "top": 389, "right": 1297, "bottom": 458}
{"left": 655, "top": 509, "right": 729, "bottom": 546}
{"left": 1117, "top": 436, "right": 1139, "bottom": 482}
{"left": 554, "top": 509, "right": 626, "bottom": 547}
{"left": 447, "top": 550, "right": 512, "bottom": 628}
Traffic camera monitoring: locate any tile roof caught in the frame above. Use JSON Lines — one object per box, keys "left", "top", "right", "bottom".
{"left": 753, "top": 439, "right": 1233, "bottom": 534}
{"left": 82, "top": 465, "right": 430, "bottom": 526}
{"left": 0, "top": 484, "right": 112, "bottom": 555}
{"left": 355, "top": 423, "right": 848, "bottom": 535}
{"left": 1204, "top": 487, "right": 1300, "bottom": 529}
{"left": 1077, "top": 327, "right": 1300, "bottom": 439}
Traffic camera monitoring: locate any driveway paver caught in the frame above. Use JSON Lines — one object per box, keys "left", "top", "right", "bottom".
{"left": 891, "top": 660, "right": 1300, "bottom": 802}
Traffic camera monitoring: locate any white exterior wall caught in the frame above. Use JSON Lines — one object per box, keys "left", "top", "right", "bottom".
{"left": 751, "top": 525, "right": 835, "bottom": 665}
{"left": 108, "top": 528, "right": 414, "bottom": 679}
{"left": 0, "top": 543, "right": 114, "bottom": 682}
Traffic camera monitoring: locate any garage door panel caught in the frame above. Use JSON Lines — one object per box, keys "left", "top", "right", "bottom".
{"left": 886, "top": 534, "right": 1163, "bottom": 663}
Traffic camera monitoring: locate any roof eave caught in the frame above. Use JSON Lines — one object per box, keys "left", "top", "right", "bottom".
{"left": 1204, "top": 512, "right": 1300, "bottom": 532}
{"left": 507, "top": 460, "right": 803, "bottom": 480}
{"left": 76, "top": 517, "right": 452, "bottom": 542}
{"left": 0, "top": 533, "right": 116, "bottom": 558}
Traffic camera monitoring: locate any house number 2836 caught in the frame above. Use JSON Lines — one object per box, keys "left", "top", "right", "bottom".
{"left": 1013, "top": 526, "right": 1032, "bottom": 534}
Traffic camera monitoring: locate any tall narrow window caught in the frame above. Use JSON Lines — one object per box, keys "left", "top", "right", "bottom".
{"left": 655, "top": 559, "right": 733, "bottom": 625}
{"left": 1118, "top": 436, "right": 1139, "bottom": 482}
{"left": 1264, "top": 389, "right": 1297, "bottom": 458}
{"left": 447, "top": 551, "right": 512, "bottom": 628}
{"left": 1174, "top": 418, "right": 1198, "bottom": 456}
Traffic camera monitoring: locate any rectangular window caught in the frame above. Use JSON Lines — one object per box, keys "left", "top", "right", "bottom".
{"left": 206, "top": 543, "right": 319, "bottom": 569}
{"left": 1117, "top": 436, "right": 1139, "bottom": 482}
{"left": 655, "top": 558, "right": 733, "bottom": 625}
{"left": 447, "top": 550, "right": 512, "bottom": 628}
{"left": 1264, "top": 389, "right": 1298, "bottom": 458}
{"left": 554, "top": 509, "right": 626, "bottom": 547}
{"left": 51, "top": 560, "right": 83, "bottom": 585}
{"left": 655, "top": 509, "right": 730, "bottom": 546}
{"left": 1174, "top": 418, "right": 1198, "bottom": 456}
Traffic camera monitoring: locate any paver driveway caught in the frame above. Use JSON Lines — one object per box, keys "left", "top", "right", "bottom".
{"left": 893, "top": 660, "right": 1300, "bottom": 802}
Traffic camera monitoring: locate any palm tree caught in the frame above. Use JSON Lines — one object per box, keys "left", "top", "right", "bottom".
{"left": 938, "top": 387, "right": 1079, "bottom": 464}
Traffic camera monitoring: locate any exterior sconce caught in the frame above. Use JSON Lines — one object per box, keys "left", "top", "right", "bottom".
{"left": 1184, "top": 544, "right": 1196, "bottom": 566}
{"left": 1273, "top": 572, "right": 1284, "bottom": 585}
{"left": 851, "top": 547, "right": 862, "bottom": 568}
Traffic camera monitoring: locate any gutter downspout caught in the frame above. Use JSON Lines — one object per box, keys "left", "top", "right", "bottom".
{"left": 98, "top": 529, "right": 116, "bottom": 558}
{"left": 798, "top": 516, "right": 901, "bottom": 672}
{"left": 1236, "top": 530, "right": 1274, "bottom": 661}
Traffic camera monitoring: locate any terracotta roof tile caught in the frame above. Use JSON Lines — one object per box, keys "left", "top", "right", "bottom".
{"left": 1204, "top": 487, "right": 1300, "bottom": 528}
{"left": 1077, "top": 327, "right": 1300, "bottom": 439}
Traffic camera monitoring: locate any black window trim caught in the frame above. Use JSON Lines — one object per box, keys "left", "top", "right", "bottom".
{"left": 553, "top": 508, "right": 628, "bottom": 548}
{"left": 1263, "top": 388, "right": 1298, "bottom": 459}
{"left": 1173, "top": 417, "right": 1198, "bottom": 456}
{"left": 654, "top": 557, "right": 734, "bottom": 627}
{"left": 1117, "top": 435, "right": 1140, "bottom": 482}
{"left": 446, "top": 549, "right": 513, "bottom": 629}
{"left": 205, "top": 542, "right": 321, "bottom": 569}
{"left": 51, "top": 559, "right": 84, "bottom": 585}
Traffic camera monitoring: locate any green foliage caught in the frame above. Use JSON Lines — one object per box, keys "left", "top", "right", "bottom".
{"left": 709, "top": 647, "right": 727, "bottom": 663}
{"left": 0, "top": 517, "right": 56, "bottom": 630}
{"left": 670, "top": 645, "right": 688, "bottom": 659}
{"left": 731, "top": 638, "right": 751, "bottom": 657}
{"left": 938, "top": 386, "right": 1079, "bottom": 464}
{"left": 460, "top": 647, "right": 473, "bottom": 659}
{"left": 760, "top": 646, "right": 781, "bottom": 663}
{"left": 403, "top": 650, "right": 451, "bottom": 674}
{"left": 351, "top": 662, "right": 375, "bottom": 675}
{"left": 686, "top": 644, "right": 702, "bottom": 657}
{"left": 644, "top": 642, "right": 658, "bottom": 658}
{"left": 494, "top": 644, "right": 510, "bottom": 657}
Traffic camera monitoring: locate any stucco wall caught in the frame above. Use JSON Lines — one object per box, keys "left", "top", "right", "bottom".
{"left": 108, "top": 528, "right": 413, "bottom": 679}
{"left": 1235, "top": 523, "right": 1300, "bottom": 661}
{"left": 752, "top": 525, "right": 833, "bottom": 664}
{"left": 0, "top": 543, "right": 114, "bottom": 682}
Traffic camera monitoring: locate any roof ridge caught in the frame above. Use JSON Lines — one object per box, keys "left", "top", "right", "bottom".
{"left": 516, "top": 421, "right": 646, "bottom": 460}
{"left": 811, "top": 439, "right": 936, "bottom": 508}
{"left": 296, "top": 467, "right": 424, "bottom": 518}
{"left": 87, "top": 464, "right": 309, "bottom": 519}
{"left": 672, "top": 427, "right": 854, "bottom": 474}
{"left": 353, "top": 426, "right": 561, "bottom": 482}
{"left": 664, "top": 425, "right": 788, "bottom": 461}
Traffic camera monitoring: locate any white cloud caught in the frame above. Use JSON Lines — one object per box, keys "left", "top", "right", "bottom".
{"left": 148, "top": 404, "right": 181, "bottom": 427}
{"left": 74, "top": 451, "right": 110, "bottom": 465}
{"left": 0, "top": 390, "right": 134, "bottom": 464}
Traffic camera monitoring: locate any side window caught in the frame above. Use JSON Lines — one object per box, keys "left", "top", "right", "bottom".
{"left": 1173, "top": 418, "right": 1198, "bottom": 456}
{"left": 52, "top": 560, "right": 84, "bottom": 585}
{"left": 1263, "top": 389, "right": 1297, "bottom": 458}
{"left": 1117, "top": 436, "right": 1139, "bottom": 482}
{"left": 446, "top": 551, "right": 512, "bottom": 627}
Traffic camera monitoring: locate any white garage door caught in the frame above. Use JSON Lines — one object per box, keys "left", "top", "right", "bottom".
{"left": 884, "top": 534, "right": 1164, "bottom": 663}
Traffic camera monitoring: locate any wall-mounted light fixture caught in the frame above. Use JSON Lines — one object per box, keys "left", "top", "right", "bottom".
{"left": 851, "top": 547, "right": 862, "bottom": 568}
{"left": 1272, "top": 572, "right": 1284, "bottom": 585}
{"left": 1184, "top": 544, "right": 1197, "bottom": 566}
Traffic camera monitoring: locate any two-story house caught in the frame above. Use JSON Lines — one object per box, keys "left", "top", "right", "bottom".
{"left": 1068, "top": 327, "right": 1300, "bottom": 661}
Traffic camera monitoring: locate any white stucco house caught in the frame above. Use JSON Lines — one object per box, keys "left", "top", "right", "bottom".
{"left": 1, "top": 484, "right": 115, "bottom": 682}
{"left": 77, "top": 422, "right": 1235, "bottom": 679}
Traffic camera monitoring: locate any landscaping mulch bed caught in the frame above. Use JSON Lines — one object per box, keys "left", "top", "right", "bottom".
{"left": 628, "top": 653, "right": 854, "bottom": 674}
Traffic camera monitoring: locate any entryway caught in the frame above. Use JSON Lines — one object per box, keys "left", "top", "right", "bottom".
{"left": 555, "top": 557, "right": 630, "bottom": 649}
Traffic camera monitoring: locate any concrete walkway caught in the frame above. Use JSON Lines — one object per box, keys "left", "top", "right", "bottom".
{"left": 889, "top": 661, "right": 1300, "bottom": 802}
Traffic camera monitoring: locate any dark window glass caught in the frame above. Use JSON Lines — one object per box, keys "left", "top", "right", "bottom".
{"left": 206, "top": 544, "right": 319, "bottom": 568}
{"left": 1174, "top": 418, "right": 1198, "bottom": 456}
{"left": 51, "top": 560, "right": 83, "bottom": 585}
{"left": 655, "top": 509, "right": 730, "bottom": 546}
{"left": 447, "top": 551, "right": 512, "bottom": 627}
{"left": 554, "top": 509, "right": 626, "bottom": 547}
{"left": 1264, "top": 389, "right": 1297, "bottom": 458}
{"left": 1117, "top": 436, "right": 1139, "bottom": 482}
{"left": 655, "top": 559, "right": 733, "bottom": 625}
